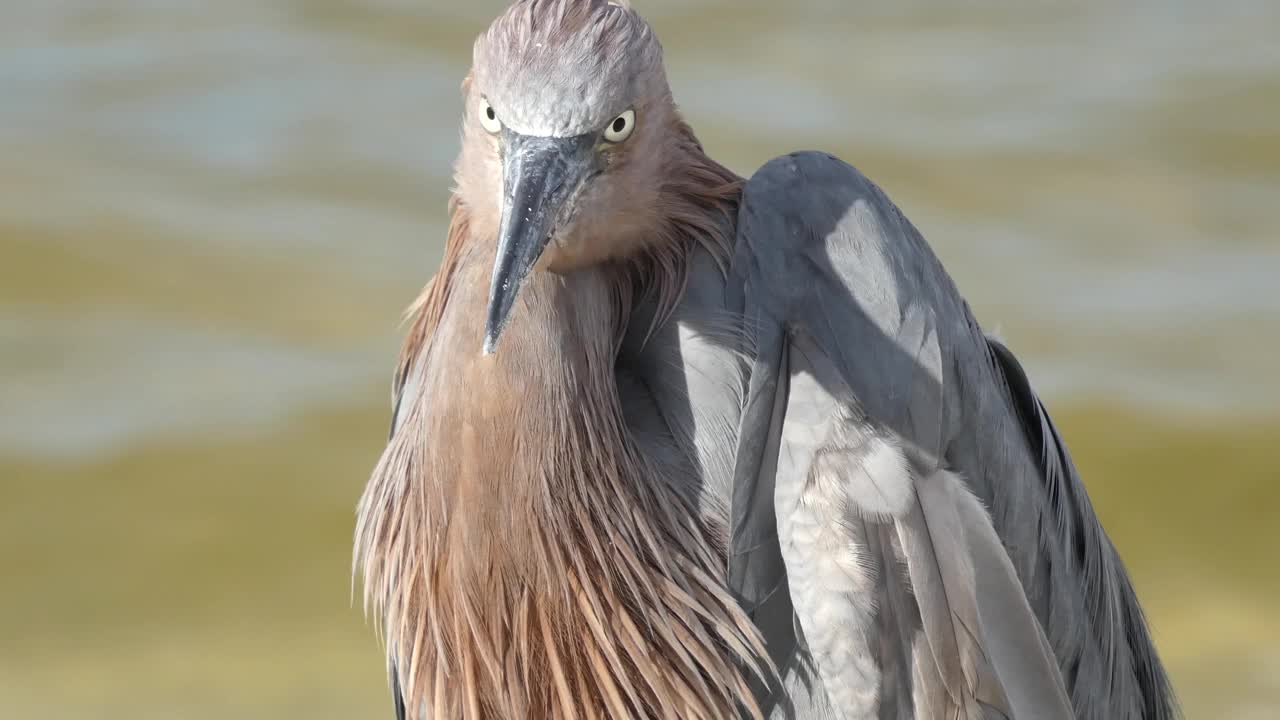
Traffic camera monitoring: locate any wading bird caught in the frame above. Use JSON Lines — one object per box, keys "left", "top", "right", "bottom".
{"left": 354, "top": 1, "right": 1177, "bottom": 718}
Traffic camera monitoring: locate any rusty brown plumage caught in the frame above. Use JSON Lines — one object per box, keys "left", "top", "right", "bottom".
{"left": 354, "top": 2, "right": 769, "bottom": 717}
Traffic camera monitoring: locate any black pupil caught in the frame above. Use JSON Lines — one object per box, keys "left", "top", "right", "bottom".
{"left": 612, "top": 116, "right": 626, "bottom": 133}
{"left": 486, "top": 106, "right": 495, "bottom": 120}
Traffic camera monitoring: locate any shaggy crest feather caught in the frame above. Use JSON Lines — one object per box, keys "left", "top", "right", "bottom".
{"left": 354, "top": 236, "right": 772, "bottom": 717}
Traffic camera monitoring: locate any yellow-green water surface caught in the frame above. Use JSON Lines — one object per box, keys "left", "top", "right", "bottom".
{"left": 3, "top": 1, "right": 1277, "bottom": 717}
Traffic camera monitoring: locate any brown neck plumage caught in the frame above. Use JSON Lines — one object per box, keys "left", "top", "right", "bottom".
{"left": 354, "top": 125, "right": 767, "bottom": 719}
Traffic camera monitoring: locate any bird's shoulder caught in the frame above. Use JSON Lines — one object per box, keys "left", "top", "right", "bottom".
{"left": 735, "top": 151, "right": 905, "bottom": 261}
{"left": 730, "top": 151, "right": 980, "bottom": 454}
{"left": 731, "top": 150, "right": 963, "bottom": 334}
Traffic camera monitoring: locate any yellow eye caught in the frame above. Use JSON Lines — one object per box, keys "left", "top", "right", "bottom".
{"left": 603, "top": 109, "right": 635, "bottom": 143}
{"left": 479, "top": 97, "right": 502, "bottom": 134}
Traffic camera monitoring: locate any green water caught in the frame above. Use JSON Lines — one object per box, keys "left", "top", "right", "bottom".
{"left": 2, "top": 1, "right": 1277, "bottom": 717}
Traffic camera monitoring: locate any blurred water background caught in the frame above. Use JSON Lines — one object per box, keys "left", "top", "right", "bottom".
{"left": 2, "top": 0, "right": 1277, "bottom": 717}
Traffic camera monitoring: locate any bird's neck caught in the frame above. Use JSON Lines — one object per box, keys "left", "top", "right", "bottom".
{"left": 423, "top": 250, "right": 629, "bottom": 539}
{"left": 355, "top": 206, "right": 767, "bottom": 717}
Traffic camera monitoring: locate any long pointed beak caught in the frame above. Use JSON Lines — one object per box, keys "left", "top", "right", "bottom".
{"left": 483, "top": 133, "right": 595, "bottom": 355}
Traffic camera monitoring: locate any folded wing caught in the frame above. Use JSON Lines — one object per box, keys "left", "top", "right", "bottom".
{"left": 728, "top": 151, "right": 1174, "bottom": 719}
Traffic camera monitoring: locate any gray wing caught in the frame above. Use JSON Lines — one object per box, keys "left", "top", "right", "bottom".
{"left": 383, "top": 354, "right": 425, "bottom": 720}
{"left": 728, "top": 152, "right": 1175, "bottom": 719}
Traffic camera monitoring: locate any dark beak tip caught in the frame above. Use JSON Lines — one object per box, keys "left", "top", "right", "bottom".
{"left": 482, "top": 293, "right": 513, "bottom": 355}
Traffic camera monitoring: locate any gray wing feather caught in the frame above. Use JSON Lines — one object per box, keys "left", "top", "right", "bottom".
{"left": 896, "top": 471, "right": 1000, "bottom": 713}
{"left": 389, "top": 356, "right": 422, "bottom": 440}
{"left": 384, "top": 354, "right": 425, "bottom": 720}
{"left": 731, "top": 151, "right": 1174, "bottom": 718}
{"left": 985, "top": 338, "right": 1177, "bottom": 719}
{"left": 953, "top": 473, "right": 1075, "bottom": 718}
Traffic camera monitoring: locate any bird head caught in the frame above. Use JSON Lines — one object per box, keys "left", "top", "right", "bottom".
{"left": 454, "top": 0, "right": 675, "bottom": 353}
